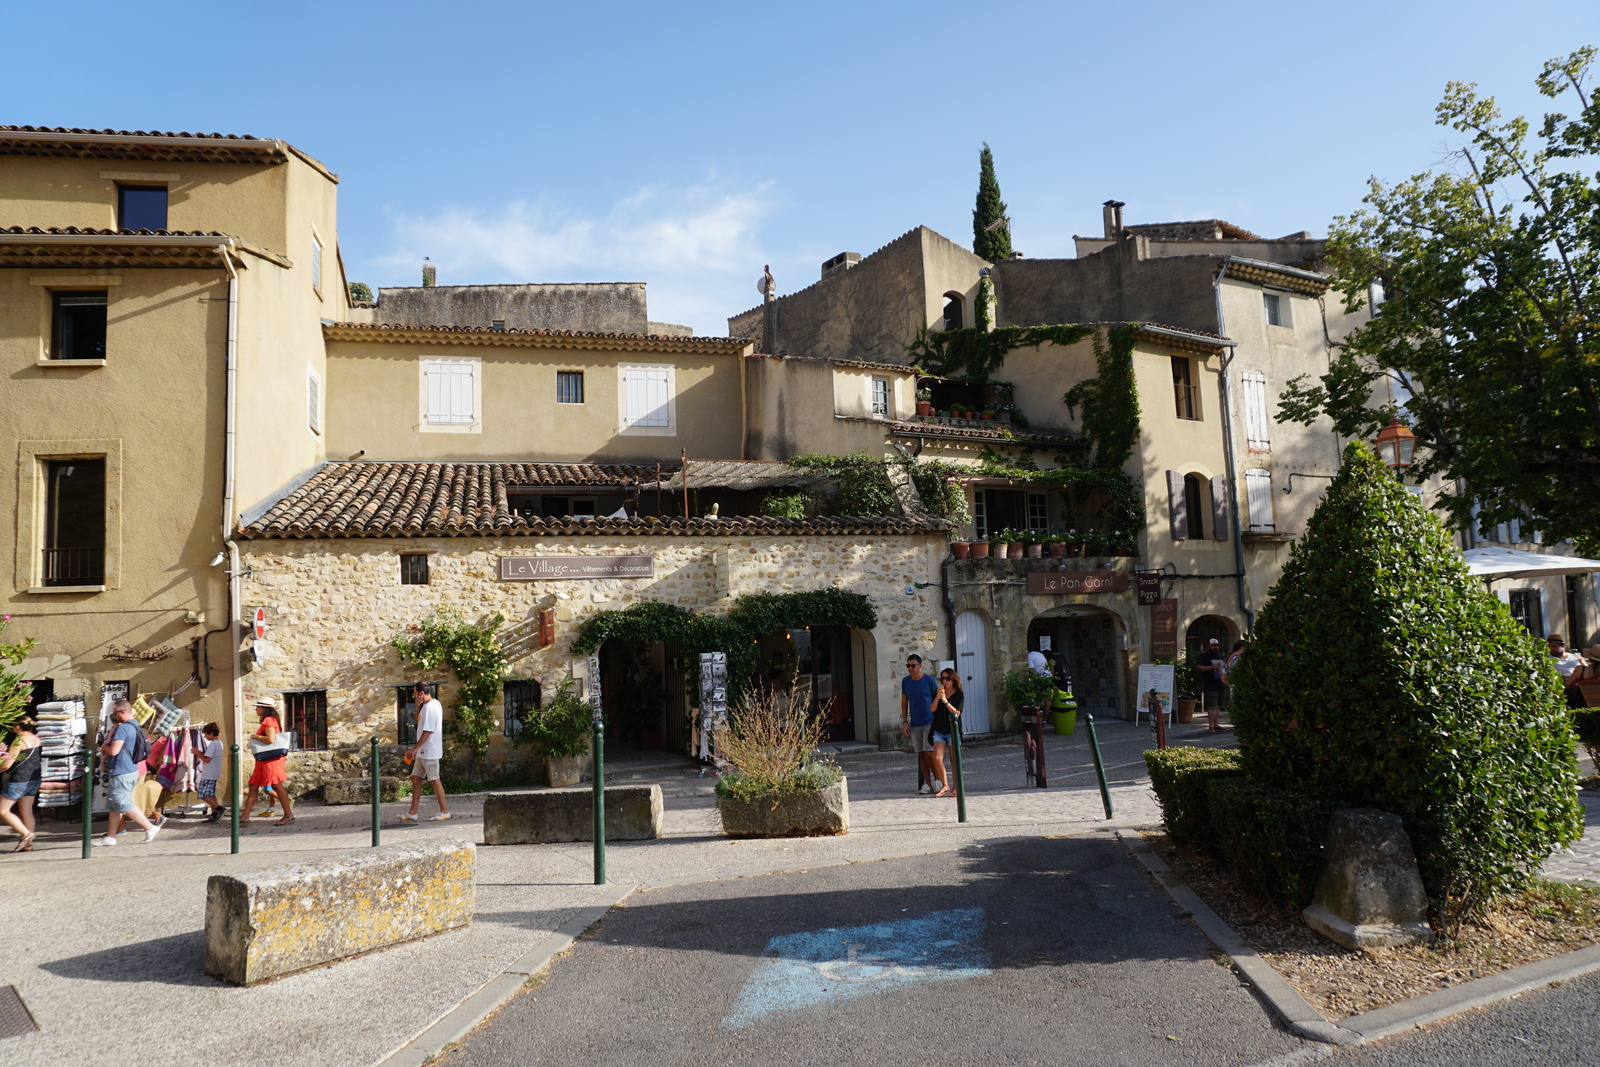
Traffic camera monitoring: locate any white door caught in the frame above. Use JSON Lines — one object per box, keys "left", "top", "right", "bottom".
{"left": 955, "top": 611, "right": 991, "bottom": 732}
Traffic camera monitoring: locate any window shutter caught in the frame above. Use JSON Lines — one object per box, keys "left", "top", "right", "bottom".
{"left": 625, "top": 367, "right": 671, "bottom": 427}
{"left": 427, "top": 362, "right": 475, "bottom": 423}
{"left": 1211, "top": 474, "right": 1229, "bottom": 540}
{"left": 307, "top": 371, "right": 321, "bottom": 434}
{"left": 1245, "top": 468, "right": 1274, "bottom": 531}
{"left": 1242, "top": 371, "right": 1271, "bottom": 451}
{"left": 1167, "top": 470, "right": 1188, "bottom": 541}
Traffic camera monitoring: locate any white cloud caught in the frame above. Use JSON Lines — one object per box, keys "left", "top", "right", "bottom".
{"left": 375, "top": 180, "right": 775, "bottom": 333}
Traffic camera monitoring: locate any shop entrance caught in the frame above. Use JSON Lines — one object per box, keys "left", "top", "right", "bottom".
{"left": 597, "top": 639, "right": 689, "bottom": 755}
{"left": 1028, "top": 612, "right": 1123, "bottom": 719}
{"left": 754, "top": 625, "right": 856, "bottom": 742}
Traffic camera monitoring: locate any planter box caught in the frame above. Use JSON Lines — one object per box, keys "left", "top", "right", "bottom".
{"left": 717, "top": 777, "right": 849, "bottom": 838}
{"left": 545, "top": 754, "right": 585, "bottom": 788}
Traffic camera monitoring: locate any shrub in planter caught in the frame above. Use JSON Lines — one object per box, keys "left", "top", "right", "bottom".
{"left": 1143, "top": 747, "right": 1243, "bottom": 849}
{"left": 715, "top": 691, "right": 846, "bottom": 836}
{"left": 1230, "top": 442, "right": 1583, "bottom": 922}
{"left": 518, "top": 680, "right": 593, "bottom": 786}
{"left": 1002, "top": 667, "right": 1057, "bottom": 714}
{"left": 1206, "top": 779, "right": 1343, "bottom": 908}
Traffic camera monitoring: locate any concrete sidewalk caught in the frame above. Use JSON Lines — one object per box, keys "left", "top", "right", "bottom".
{"left": 0, "top": 719, "right": 1172, "bottom": 1067}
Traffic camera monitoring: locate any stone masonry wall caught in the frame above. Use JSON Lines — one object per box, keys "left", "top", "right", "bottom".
{"left": 238, "top": 532, "right": 947, "bottom": 786}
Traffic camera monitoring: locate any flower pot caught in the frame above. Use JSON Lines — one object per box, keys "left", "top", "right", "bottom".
{"left": 1175, "top": 699, "right": 1197, "bottom": 724}
{"left": 1006, "top": 543, "right": 1024, "bottom": 559}
{"left": 1025, "top": 543, "right": 1043, "bottom": 558}
{"left": 969, "top": 541, "right": 991, "bottom": 558}
{"left": 916, "top": 401, "right": 934, "bottom": 417}
{"left": 950, "top": 541, "right": 971, "bottom": 559}
{"left": 980, "top": 413, "right": 994, "bottom": 420}
{"left": 1047, "top": 541, "right": 1067, "bottom": 557}
{"left": 1051, "top": 710, "right": 1077, "bottom": 735}
{"left": 718, "top": 777, "right": 849, "bottom": 838}
{"left": 964, "top": 411, "right": 975, "bottom": 420}
{"left": 544, "top": 754, "right": 585, "bottom": 789}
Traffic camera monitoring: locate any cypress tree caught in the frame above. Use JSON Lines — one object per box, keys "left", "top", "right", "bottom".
{"left": 972, "top": 143, "right": 1012, "bottom": 262}
{"left": 1229, "top": 442, "right": 1583, "bottom": 921}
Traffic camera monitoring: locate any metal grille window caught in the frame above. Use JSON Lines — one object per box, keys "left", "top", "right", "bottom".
{"left": 283, "top": 690, "right": 328, "bottom": 751}
{"left": 1026, "top": 492, "right": 1048, "bottom": 532}
{"left": 503, "top": 679, "right": 541, "bottom": 737}
{"left": 1172, "top": 356, "right": 1200, "bottom": 420}
{"left": 43, "top": 458, "right": 105, "bottom": 586}
{"left": 396, "top": 683, "right": 437, "bottom": 746}
{"left": 1241, "top": 371, "right": 1271, "bottom": 451}
{"left": 871, "top": 376, "right": 890, "bottom": 416}
{"left": 400, "top": 553, "right": 430, "bottom": 585}
{"left": 51, "top": 292, "right": 107, "bottom": 360}
{"left": 1509, "top": 590, "right": 1544, "bottom": 637}
{"left": 557, "top": 370, "right": 585, "bottom": 404}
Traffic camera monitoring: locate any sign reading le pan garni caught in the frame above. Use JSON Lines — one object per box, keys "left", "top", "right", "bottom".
{"left": 500, "top": 555, "right": 654, "bottom": 581}
{"left": 1026, "top": 570, "right": 1130, "bottom": 595}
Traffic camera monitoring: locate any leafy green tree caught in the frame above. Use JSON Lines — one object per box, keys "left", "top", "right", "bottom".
{"left": 391, "top": 606, "right": 507, "bottom": 759}
{"left": 347, "top": 281, "right": 374, "bottom": 303}
{"left": 1279, "top": 47, "right": 1600, "bottom": 544}
{"left": 0, "top": 617, "right": 38, "bottom": 738}
{"left": 972, "top": 143, "right": 1012, "bottom": 262}
{"left": 1229, "top": 443, "right": 1583, "bottom": 925}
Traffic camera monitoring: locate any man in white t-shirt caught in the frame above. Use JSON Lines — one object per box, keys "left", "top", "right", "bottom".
{"left": 400, "top": 682, "right": 451, "bottom": 822}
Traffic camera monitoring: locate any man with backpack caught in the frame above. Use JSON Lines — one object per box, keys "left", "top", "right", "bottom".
{"left": 96, "top": 699, "right": 161, "bottom": 846}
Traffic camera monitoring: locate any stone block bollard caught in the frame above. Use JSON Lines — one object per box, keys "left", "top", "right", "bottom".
{"left": 482, "top": 785, "right": 663, "bottom": 845}
{"left": 203, "top": 841, "right": 475, "bottom": 985}
{"left": 1303, "top": 808, "right": 1434, "bottom": 950}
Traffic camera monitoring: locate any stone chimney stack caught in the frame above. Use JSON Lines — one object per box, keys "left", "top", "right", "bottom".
{"left": 421, "top": 258, "right": 437, "bottom": 287}
{"left": 1102, "top": 200, "right": 1126, "bottom": 239}
{"left": 759, "top": 264, "right": 778, "bottom": 355}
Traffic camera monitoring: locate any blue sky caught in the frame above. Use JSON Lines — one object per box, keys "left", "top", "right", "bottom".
{"left": 7, "top": 1, "right": 1598, "bottom": 332}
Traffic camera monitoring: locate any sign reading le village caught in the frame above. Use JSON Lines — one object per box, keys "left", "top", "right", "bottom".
{"left": 1026, "top": 570, "right": 1130, "bottom": 595}
{"left": 500, "top": 555, "right": 654, "bottom": 581}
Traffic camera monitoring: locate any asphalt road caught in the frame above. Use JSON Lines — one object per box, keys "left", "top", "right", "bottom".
{"left": 440, "top": 834, "right": 1309, "bottom": 1067}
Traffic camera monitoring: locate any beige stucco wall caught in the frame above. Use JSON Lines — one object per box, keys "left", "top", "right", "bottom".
{"left": 321, "top": 339, "right": 748, "bottom": 465}
{"left": 742, "top": 356, "right": 906, "bottom": 460}
{"left": 238, "top": 531, "right": 948, "bottom": 764}
{"left": 831, "top": 365, "right": 915, "bottom": 422}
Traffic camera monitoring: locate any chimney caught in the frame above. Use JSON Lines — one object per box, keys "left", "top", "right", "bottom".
{"left": 760, "top": 265, "right": 778, "bottom": 354}
{"left": 820, "top": 252, "right": 861, "bottom": 279}
{"left": 421, "top": 257, "right": 437, "bottom": 287}
{"left": 1102, "top": 200, "right": 1126, "bottom": 239}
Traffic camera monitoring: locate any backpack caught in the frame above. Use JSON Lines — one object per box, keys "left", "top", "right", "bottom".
{"left": 123, "top": 722, "right": 151, "bottom": 765}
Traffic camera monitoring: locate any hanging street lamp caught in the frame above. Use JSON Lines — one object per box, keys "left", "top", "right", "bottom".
{"left": 1374, "top": 418, "right": 1418, "bottom": 472}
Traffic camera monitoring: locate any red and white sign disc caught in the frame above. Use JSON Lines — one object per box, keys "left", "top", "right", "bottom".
{"left": 253, "top": 607, "right": 267, "bottom": 640}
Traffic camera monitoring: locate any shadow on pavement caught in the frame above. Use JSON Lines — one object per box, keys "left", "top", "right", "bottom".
{"left": 40, "top": 932, "right": 217, "bottom": 987}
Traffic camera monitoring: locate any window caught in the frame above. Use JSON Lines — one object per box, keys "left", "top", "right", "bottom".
{"left": 1241, "top": 370, "right": 1270, "bottom": 451}
{"left": 400, "top": 552, "right": 430, "bottom": 585}
{"left": 1509, "top": 590, "right": 1544, "bottom": 637}
{"left": 282, "top": 690, "right": 328, "bottom": 751}
{"left": 619, "top": 363, "right": 674, "bottom": 434}
{"left": 1026, "top": 492, "right": 1048, "bottom": 533}
{"left": 311, "top": 234, "right": 323, "bottom": 295}
{"left": 942, "top": 293, "right": 964, "bottom": 331}
{"left": 503, "top": 679, "right": 541, "bottom": 737}
{"left": 117, "top": 185, "right": 167, "bottom": 231}
{"left": 1244, "top": 468, "right": 1275, "bottom": 532}
{"left": 491, "top": 319, "right": 506, "bottom": 331}
{"left": 973, "top": 490, "right": 988, "bottom": 540}
{"left": 421, "top": 357, "right": 480, "bottom": 431}
{"left": 43, "top": 458, "right": 105, "bottom": 586}
{"left": 1264, "top": 292, "right": 1291, "bottom": 328}
{"left": 1172, "top": 356, "right": 1200, "bottom": 420}
{"left": 1183, "top": 474, "right": 1207, "bottom": 540}
{"left": 51, "top": 291, "right": 107, "bottom": 360}
{"left": 306, "top": 365, "right": 322, "bottom": 435}
{"left": 871, "top": 376, "right": 890, "bottom": 416}
{"left": 396, "top": 683, "right": 438, "bottom": 745}
{"left": 557, "top": 370, "right": 585, "bottom": 404}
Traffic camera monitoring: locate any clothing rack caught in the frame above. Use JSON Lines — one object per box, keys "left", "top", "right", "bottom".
{"left": 33, "top": 698, "right": 87, "bottom": 809}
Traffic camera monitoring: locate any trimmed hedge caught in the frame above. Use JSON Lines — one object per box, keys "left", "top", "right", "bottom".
{"left": 1207, "top": 780, "right": 1342, "bottom": 909}
{"left": 1144, "top": 747, "right": 1244, "bottom": 849}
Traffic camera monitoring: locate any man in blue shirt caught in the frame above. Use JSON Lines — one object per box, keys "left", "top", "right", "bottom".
{"left": 901, "top": 654, "right": 940, "bottom": 794}
{"left": 97, "top": 700, "right": 161, "bottom": 847}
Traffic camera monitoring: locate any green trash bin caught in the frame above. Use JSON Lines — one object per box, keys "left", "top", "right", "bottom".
{"left": 1051, "top": 686, "right": 1077, "bottom": 735}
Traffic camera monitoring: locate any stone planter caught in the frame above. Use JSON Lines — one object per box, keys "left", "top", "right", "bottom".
{"left": 950, "top": 541, "right": 971, "bottom": 559}
{"left": 545, "top": 754, "right": 585, "bottom": 788}
{"left": 969, "top": 542, "right": 991, "bottom": 558}
{"left": 717, "top": 777, "right": 849, "bottom": 838}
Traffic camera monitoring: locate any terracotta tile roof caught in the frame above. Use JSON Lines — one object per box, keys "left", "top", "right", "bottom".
{"left": 0, "top": 126, "right": 292, "bottom": 166}
{"left": 860, "top": 416, "right": 1083, "bottom": 447}
{"left": 0, "top": 226, "right": 241, "bottom": 269}
{"left": 238, "top": 461, "right": 946, "bottom": 539}
{"left": 0, "top": 226, "right": 234, "bottom": 238}
{"left": 322, "top": 321, "right": 749, "bottom": 355}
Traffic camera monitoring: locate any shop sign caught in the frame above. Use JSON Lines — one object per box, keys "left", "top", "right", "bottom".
{"left": 1135, "top": 573, "right": 1163, "bottom": 606}
{"left": 1026, "top": 571, "right": 1129, "bottom": 595}
{"left": 1151, "top": 598, "right": 1179, "bottom": 658}
{"left": 500, "top": 555, "right": 653, "bottom": 580}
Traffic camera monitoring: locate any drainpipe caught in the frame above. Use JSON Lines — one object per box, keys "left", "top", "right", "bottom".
{"left": 1212, "top": 258, "right": 1256, "bottom": 634}
{"left": 218, "top": 243, "right": 244, "bottom": 750}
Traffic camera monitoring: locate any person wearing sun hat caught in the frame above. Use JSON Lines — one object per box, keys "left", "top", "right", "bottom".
{"left": 241, "top": 697, "right": 295, "bottom": 826}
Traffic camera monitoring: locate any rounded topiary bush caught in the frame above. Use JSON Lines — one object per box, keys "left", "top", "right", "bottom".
{"left": 1229, "top": 442, "right": 1582, "bottom": 919}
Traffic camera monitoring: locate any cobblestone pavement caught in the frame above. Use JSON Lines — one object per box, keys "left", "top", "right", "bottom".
{"left": 1539, "top": 793, "right": 1600, "bottom": 887}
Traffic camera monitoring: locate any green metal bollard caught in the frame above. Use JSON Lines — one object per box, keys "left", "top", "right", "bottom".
{"left": 951, "top": 721, "right": 967, "bottom": 824}
{"left": 229, "top": 744, "right": 241, "bottom": 854}
{"left": 81, "top": 748, "right": 96, "bottom": 859}
{"left": 592, "top": 713, "right": 606, "bottom": 885}
{"left": 1084, "top": 714, "right": 1115, "bottom": 819}
{"left": 370, "top": 736, "right": 381, "bottom": 848}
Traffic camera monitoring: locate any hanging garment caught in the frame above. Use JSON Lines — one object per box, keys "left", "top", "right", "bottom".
{"left": 156, "top": 726, "right": 196, "bottom": 793}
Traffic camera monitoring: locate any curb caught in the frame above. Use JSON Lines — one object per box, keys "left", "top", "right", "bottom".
{"left": 1115, "top": 830, "right": 1600, "bottom": 1046}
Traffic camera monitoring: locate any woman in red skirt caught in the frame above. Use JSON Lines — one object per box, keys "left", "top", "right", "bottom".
{"left": 241, "top": 698, "right": 295, "bottom": 826}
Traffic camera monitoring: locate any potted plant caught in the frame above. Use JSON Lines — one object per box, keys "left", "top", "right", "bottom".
{"left": 1046, "top": 533, "right": 1067, "bottom": 557}
{"left": 969, "top": 539, "right": 991, "bottom": 558}
{"left": 950, "top": 539, "right": 972, "bottom": 559}
{"left": 979, "top": 407, "right": 995, "bottom": 421}
{"left": 716, "top": 691, "right": 847, "bottom": 837}
{"left": 1171, "top": 654, "right": 1201, "bottom": 723}
{"left": 519, "top": 679, "right": 593, "bottom": 787}
{"left": 915, "top": 388, "right": 934, "bottom": 417}
{"left": 1023, "top": 530, "right": 1045, "bottom": 558}
{"left": 1002, "top": 667, "right": 1057, "bottom": 719}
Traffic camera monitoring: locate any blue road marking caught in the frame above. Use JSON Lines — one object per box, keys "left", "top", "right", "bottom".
{"left": 721, "top": 907, "right": 991, "bottom": 1029}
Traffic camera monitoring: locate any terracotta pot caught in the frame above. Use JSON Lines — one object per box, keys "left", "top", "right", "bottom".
{"left": 980, "top": 412, "right": 994, "bottom": 420}
{"left": 964, "top": 411, "right": 975, "bottom": 419}
{"left": 969, "top": 541, "right": 991, "bottom": 558}
{"left": 1047, "top": 541, "right": 1067, "bottom": 557}
{"left": 1175, "top": 699, "right": 1197, "bottom": 724}
{"left": 1025, "top": 543, "right": 1043, "bottom": 558}
{"left": 1006, "top": 543, "right": 1024, "bottom": 559}
{"left": 916, "top": 401, "right": 934, "bottom": 416}
{"left": 950, "top": 541, "right": 971, "bottom": 559}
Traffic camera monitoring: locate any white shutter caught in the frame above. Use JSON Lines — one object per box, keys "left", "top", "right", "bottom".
{"left": 1245, "top": 468, "right": 1274, "bottom": 532}
{"left": 426, "top": 361, "right": 476, "bottom": 424}
{"left": 1167, "top": 470, "right": 1188, "bottom": 541}
{"left": 1242, "top": 371, "right": 1271, "bottom": 451}
{"left": 307, "top": 368, "right": 322, "bottom": 434}
{"left": 624, "top": 366, "right": 671, "bottom": 427}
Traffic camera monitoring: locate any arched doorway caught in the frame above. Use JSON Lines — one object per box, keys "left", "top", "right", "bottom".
{"left": 954, "top": 611, "right": 991, "bottom": 732}
{"left": 1185, "top": 614, "right": 1238, "bottom": 655}
{"left": 1029, "top": 610, "right": 1123, "bottom": 719}
{"left": 753, "top": 625, "right": 857, "bottom": 742}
